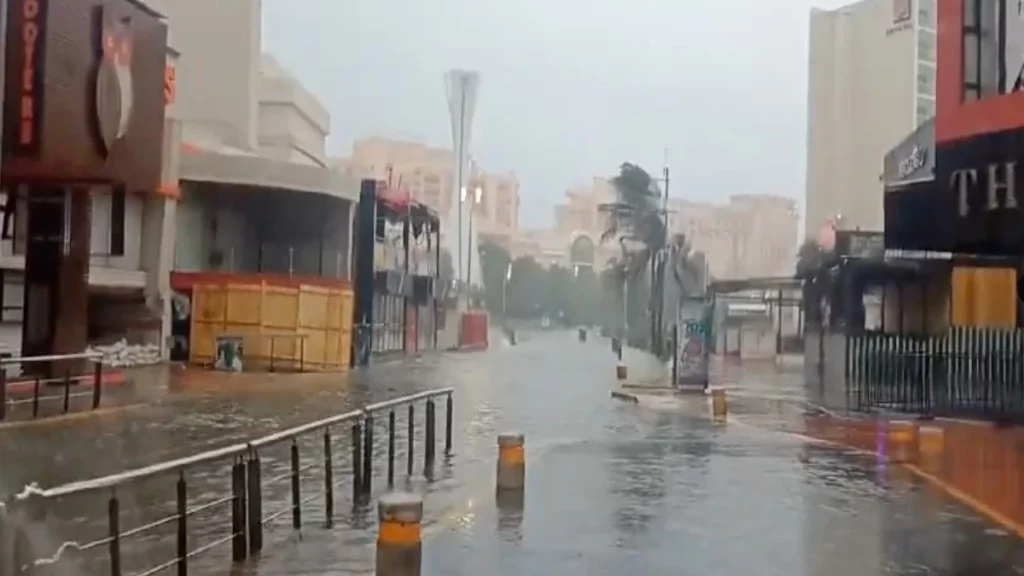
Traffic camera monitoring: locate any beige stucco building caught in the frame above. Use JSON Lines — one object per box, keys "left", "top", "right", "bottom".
{"left": 512, "top": 177, "right": 798, "bottom": 280}
{"left": 805, "top": 0, "right": 936, "bottom": 236}
{"left": 335, "top": 137, "right": 521, "bottom": 256}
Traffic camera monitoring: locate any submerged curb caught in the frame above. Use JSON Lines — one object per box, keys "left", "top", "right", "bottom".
{"left": 610, "top": 390, "right": 640, "bottom": 403}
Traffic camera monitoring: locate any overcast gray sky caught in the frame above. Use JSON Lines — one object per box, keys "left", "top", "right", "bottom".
{"left": 262, "top": 0, "right": 852, "bottom": 230}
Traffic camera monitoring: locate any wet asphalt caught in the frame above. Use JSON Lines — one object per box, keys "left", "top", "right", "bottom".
{"left": 2, "top": 330, "right": 1024, "bottom": 575}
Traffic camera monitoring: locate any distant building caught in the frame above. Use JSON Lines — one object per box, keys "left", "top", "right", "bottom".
{"left": 512, "top": 178, "right": 798, "bottom": 279}
{"left": 334, "top": 137, "right": 520, "bottom": 253}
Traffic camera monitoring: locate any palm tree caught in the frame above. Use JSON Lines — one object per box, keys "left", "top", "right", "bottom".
{"left": 599, "top": 163, "right": 667, "bottom": 349}
{"left": 795, "top": 239, "right": 833, "bottom": 327}
{"left": 795, "top": 239, "right": 826, "bottom": 279}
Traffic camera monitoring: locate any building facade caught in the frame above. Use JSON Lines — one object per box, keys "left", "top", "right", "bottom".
{"left": 806, "top": 0, "right": 937, "bottom": 236}
{"left": 513, "top": 177, "right": 798, "bottom": 280}
{"left": 336, "top": 137, "right": 521, "bottom": 256}
{"left": 148, "top": 0, "right": 359, "bottom": 370}
{"left": 0, "top": 0, "right": 177, "bottom": 373}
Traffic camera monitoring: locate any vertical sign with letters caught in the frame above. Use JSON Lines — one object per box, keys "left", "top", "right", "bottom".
{"left": 4, "top": 0, "right": 48, "bottom": 157}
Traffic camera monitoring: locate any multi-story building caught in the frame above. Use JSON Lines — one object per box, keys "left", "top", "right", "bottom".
{"left": 515, "top": 177, "right": 798, "bottom": 280}
{"left": 336, "top": 137, "right": 521, "bottom": 253}
{"left": 150, "top": 0, "right": 359, "bottom": 369}
{"left": 0, "top": 0, "right": 178, "bottom": 371}
{"left": 884, "top": 0, "right": 1024, "bottom": 329}
{"left": 669, "top": 195, "right": 799, "bottom": 280}
{"left": 806, "top": 0, "right": 937, "bottom": 236}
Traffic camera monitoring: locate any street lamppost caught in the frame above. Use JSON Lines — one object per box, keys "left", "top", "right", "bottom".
{"left": 501, "top": 262, "right": 512, "bottom": 317}
{"left": 462, "top": 182, "right": 482, "bottom": 305}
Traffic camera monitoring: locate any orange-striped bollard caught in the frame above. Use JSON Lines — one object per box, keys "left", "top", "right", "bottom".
{"left": 711, "top": 388, "right": 728, "bottom": 423}
{"left": 886, "top": 420, "right": 917, "bottom": 464}
{"left": 917, "top": 425, "right": 945, "bottom": 470}
{"left": 376, "top": 492, "right": 422, "bottom": 576}
{"left": 497, "top": 433, "right": 526, "bottom": 493}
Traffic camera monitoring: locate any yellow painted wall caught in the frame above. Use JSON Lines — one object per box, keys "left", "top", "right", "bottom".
{"left": 190, "top": 281, "right": 353, "bottom": 371}
{"left": 951, "top": 267, "right": 1017, "bottom": 329}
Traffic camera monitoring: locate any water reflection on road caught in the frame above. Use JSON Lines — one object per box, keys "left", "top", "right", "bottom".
{"left": 3, "top": 333, "right": 1024, "bottom": 575}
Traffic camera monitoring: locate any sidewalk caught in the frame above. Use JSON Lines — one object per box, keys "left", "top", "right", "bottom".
{"left": 723, "top": 389, "right": 1024, "bottom": 542}
{"left": 614, "top": 355, "right": 1024, "bottom": 547}
{"left": 422, "top": 384, "right": 1024, "bottom": 575}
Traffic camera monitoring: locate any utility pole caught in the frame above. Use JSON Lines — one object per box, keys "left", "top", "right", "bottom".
{"left": 651, "top": 149, "right": 670, "bottom": 355}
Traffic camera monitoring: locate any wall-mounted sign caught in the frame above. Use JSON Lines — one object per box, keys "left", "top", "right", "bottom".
{"left": 5, "top": 0, "right": 49, "bottom": 157}
{"left": 2, "top": 0, "right": 168, "bottom": 192}
{"left": 897, "top": 146, "right": 928, "bottom": 179}
{"left": 927, "top": 127, "right": 1024, "bottom": 256}
{"left": 884, "top": 119, "right": 935, "bottom": 186}
{"left": 93, "top": 7, "right": 135, "bottom": 157}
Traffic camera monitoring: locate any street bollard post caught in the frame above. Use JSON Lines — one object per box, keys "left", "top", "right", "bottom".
{"left": 917, "top": 425, "right": 945, "bottom": 471}
{"left": 376, "top": 492, "right": 423, "bottom": 576}
{"left": 496, "top": 433, "right": 526, "bottom": 493}
{"left": 711, "top": 389, "right": 728, "bottom": 423}
{"left": 616, "top": 361, "right": 627, "bottom": 380}
{"left": 886, "top": 421, "right": 917, "bottom": 464}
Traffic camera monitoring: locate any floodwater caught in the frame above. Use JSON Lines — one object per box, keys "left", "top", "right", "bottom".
{"left": 2, "top": 332, "right": 1024, "bottom": 575}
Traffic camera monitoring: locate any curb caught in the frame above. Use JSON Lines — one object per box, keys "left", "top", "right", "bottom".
{"left": 610, "top": 390, "right": 640, "bottom": 403}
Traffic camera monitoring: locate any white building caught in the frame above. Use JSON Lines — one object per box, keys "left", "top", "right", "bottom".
{"left": 805, "top": 0, "right": 936, "bottom": 237}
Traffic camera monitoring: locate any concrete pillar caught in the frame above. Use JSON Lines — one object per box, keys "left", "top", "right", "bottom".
{"left": 376, "top": 492, "right": 422, "bottom": 576}
{"left": 139, "top": 117, "right": 181, "bottom": 358}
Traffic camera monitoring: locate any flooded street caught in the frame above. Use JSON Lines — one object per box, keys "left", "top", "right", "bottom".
{"left": 3, "top": 331, "right": 1024, "bottom": 575}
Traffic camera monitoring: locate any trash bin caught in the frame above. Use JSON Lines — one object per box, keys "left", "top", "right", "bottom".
{"left": 215, "top": 336, "right": 244, "bottom": 372}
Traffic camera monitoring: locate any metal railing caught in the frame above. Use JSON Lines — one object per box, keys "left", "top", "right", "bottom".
{"left": 846, "top": 326, "right": 1024, "bottom": 420}
{"left": 0, "top": 352, "right": 105, "bottom": 422}
{"left": 2, "top": 388, "right": 454, "bottom": 575}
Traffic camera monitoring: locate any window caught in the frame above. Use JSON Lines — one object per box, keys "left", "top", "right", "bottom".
{"left": 962, "top": 0, "right": 1006, "bottom": 101}
{"left": 918, "top": 29, "right": 936, "bottom": 62}
{"left": 917, "top": 63, "right": 936, "bottom": 96}
{"left": 916, "top": 96, "right": 935, "bottom": 125}
{"left": 918, "top": 0, "right": 936, "bottom": 29}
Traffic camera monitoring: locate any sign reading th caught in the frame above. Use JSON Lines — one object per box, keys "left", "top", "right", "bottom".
{"left": 951, "top": 162, "right": 1020, "bottom": 217}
